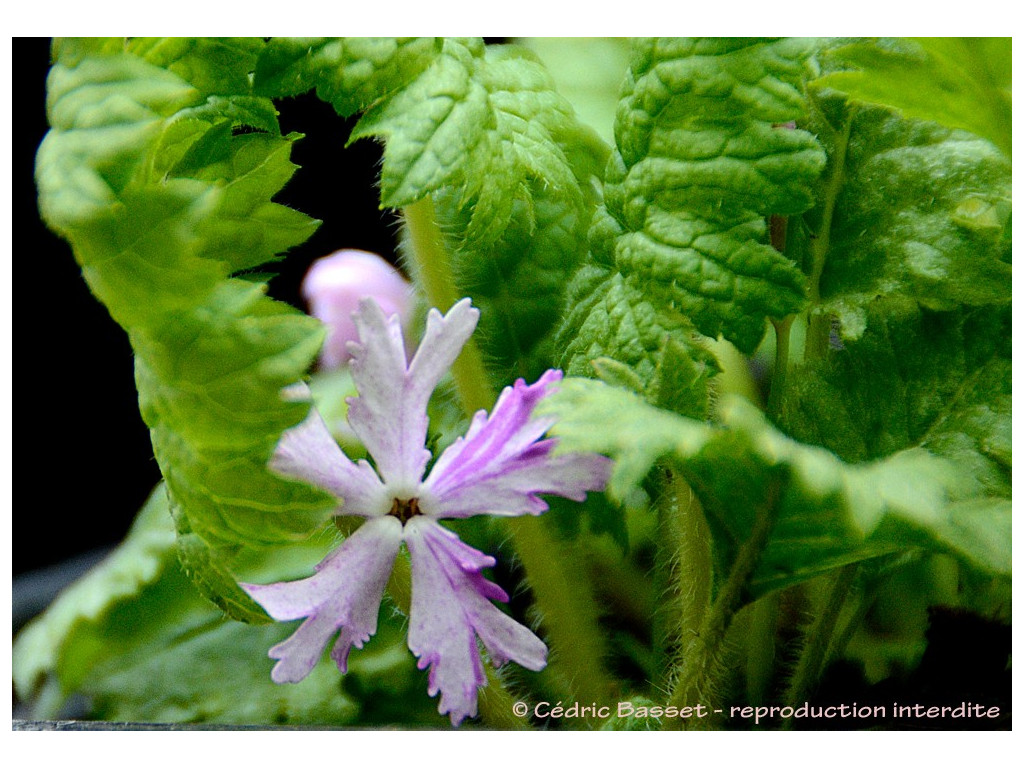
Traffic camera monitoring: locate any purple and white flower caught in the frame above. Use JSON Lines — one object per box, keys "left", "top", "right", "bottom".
{"left": 242, "top": 298, "right": 611, "bottom": 725}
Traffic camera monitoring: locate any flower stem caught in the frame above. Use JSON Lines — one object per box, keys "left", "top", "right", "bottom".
{"left": 401, "top": 196, "right": 617, "bottom": 720}
{"left": 663, "top": 485, "right": 777, "bottom": 730}
{"left": 512, "top": 518, "right": 617, "bottom": 712}
{"left": 401, "top": 197, "right": 493, "bottom": 414}
{"left": 654, "top": 470, "right": 712, "bottom": 693}
{"left": 744, "top": 592, "right": 780, "bottom": 706}
{"left": 478, "top": 668, "right": 531, "bottom": 730}
{"left": 780, "top": 564, "right": 858, "bottom": 729}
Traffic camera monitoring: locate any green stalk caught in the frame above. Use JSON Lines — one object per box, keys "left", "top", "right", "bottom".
{"left": 780, "top": 564, "right": 858, "bottom": 729}
{"left": 402, "top": 196, "right": 616, "bottom": 718}
{"left": 663, "top": 487, "right": 777, "bottom": 730}
{"left": 805, "top": 101, "right": 854, "bottom": 361}
{"left": 479, "top": 668, "right": 530, "bottom": 730}
{"left": 767, "top": 316, "right": 793, "bottom": 418}
{"left": 513, "top": 518, "right": 616, "bottom": 711}
{"left": 744, "top": 592, "right": 781, "bottom": 707}
{"left": 402, "top": 198, "right": 493, "bottom": 415}
{"left": 653, "top": 470, "right": 712, "bottom": 693}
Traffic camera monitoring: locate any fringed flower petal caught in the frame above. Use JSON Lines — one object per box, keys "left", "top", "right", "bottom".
{"left": 346, "top": 298, "right": 479, "bottom": 494}
{"left": 240, "top": 516, "right": 403, "bottom": 683}
{"left": 249, "top": 299, "right": 613, "bottom": 725}
{"left": 270, "top": 385, "right": 390, "bottom": 518}
{"left": 404, "top": 517, "right": 547, "bottom": 726}
{"left": 421, "top": 370, "right": 613, "bottom": 518}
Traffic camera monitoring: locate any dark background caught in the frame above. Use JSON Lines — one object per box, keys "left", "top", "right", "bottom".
{"left": 15, "top": 37, "right": 397, "bottom": 576}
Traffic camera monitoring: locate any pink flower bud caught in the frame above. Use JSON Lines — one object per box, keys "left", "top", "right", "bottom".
{"left": 302, "top": 249, "right": 412, "bottom": 369}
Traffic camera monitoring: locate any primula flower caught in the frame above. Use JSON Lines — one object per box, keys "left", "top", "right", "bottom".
{"left": 302, "top": 249, "right": 412, "bottom": 369}
{"left": 241, "top": 298, "right": 611, "bottom": 725}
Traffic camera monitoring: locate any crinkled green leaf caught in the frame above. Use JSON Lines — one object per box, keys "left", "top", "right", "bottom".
{"left": 593, "top": 38, "right": 826, "bottom": 354}
{"left": 805, "top": 97, "right": 1011, "bottom": 340}
{"left": 558, "top": 265, "right": 718, "bottom": 418}
{"left": 816, "top": 38, "right": 1011, "bottom": 158}
{"left": 348, "top": 38, "right": 491, "bottom": 208}
{"left": 38, "top": 39, "right": 333, "bottom": 620}
{"left": 254, "top": 37, "right": 443, "bottom": 115}
{"left": 393, "top": 43, "right": 609, "bottom": 379}
{"left": 543, "top": 377, "right": 1006, "bottom": 601}
{"left": 128, "top": 37, "right": 267, "bottom": 97}
{"left": 346, "top": 39, "right": 607, "bottom": 241}
{"left": 456, "top": 44, "right": 606, "bottom": 246}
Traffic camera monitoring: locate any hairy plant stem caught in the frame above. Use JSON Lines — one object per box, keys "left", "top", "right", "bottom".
{"left": 653, "top": 470, "right": 712, "bottom": 693}
{"left": 744, "top": 592, "right": 781, "bottom": 706}
{"left": 479, "top": 668, "right": 530, "bottom": 730}
{"left": 402, "top": 197, "right": 616, "bottom": 721}
{"left": 780, "top": 564, "right": 858, "bottom": 729}
{"left": 663, "top": 486, "right": 778, "bottom": 730}
{"left": 402, "top": 197, "right": 493, "bottom": 415}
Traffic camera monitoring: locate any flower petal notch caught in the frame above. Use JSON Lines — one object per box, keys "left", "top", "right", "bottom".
{"left": 242, "top": 297, "right": 612, "bottom": 726}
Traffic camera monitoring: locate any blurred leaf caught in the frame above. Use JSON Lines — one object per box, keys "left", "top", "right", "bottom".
{"left": 544, "top": 377, "right": 1009, "bottom": 602}
{"left": 817, "top": 38, "right": 1011, "bottom": 158}
{"left": 13, "top": 485, "right": 175, "bottom": 703}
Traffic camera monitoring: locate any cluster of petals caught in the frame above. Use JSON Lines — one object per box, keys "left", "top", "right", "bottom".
{"left": 241, "top": 297, "right": 611, "bottom": 725}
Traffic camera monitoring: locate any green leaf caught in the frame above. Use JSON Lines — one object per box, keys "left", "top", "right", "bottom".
{"left": 543, "top": 377, "right": 1007, "bottom": 603}
{"left": 13, "top": 485, "right": 176, "bottom": 703}
{"left": 780, "top": 301, "right": 1011, "bottom": 575}
{"left": 592, "top": 38, "right": 826, "bottom": 354}
{"left": 346, "top": 39, "right": 607, "bottom": 237}
{"left": 127, "top": 37, "right": 267, "bottom": 97}
{"left": 349, "top": 38, "right": 491, "bottom": 208}
{"left": 438, "top": 180, "right": 593, "bottom": 380}
{"left": 395, "top": 42, "right": 609, "bottom": 379}
{"left": 254, "top": 37, "right": 443, "bottom": 115}
{"left": 816, "top": 38, "right": 1011, "bottom": 158}
{"left": 805, "top": 97, "right": 1011, "bottom": 341}
{"left": 558, "top": 266, "right": 718, "bottom": 418}
{"left": 85, "top": 620, "right": 362, "bottom": 724}
{"left": 16, "top": 485, "right": 440, "bottom": 725}
{"left": 38, "top": 39, "right": 333, "bottom": 619}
